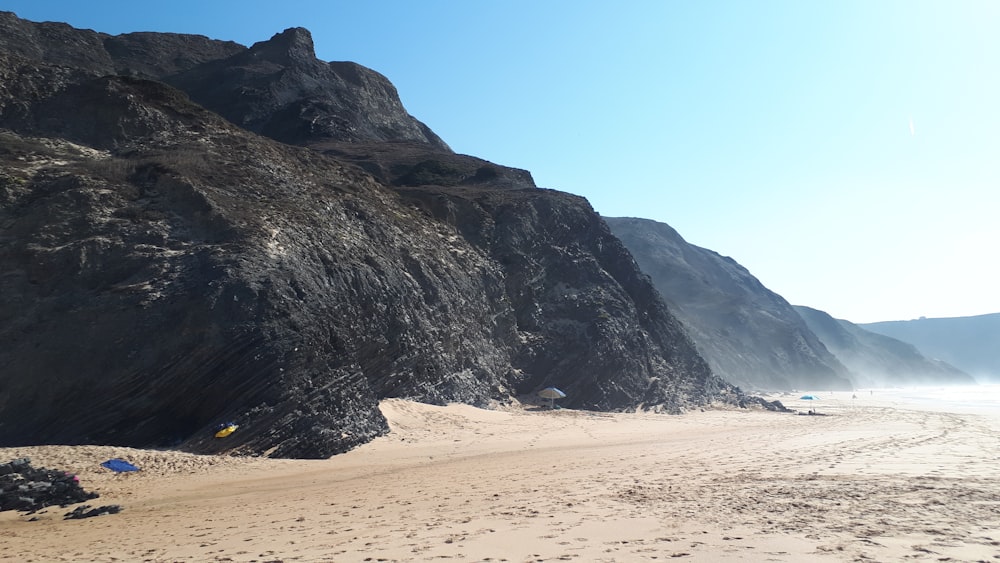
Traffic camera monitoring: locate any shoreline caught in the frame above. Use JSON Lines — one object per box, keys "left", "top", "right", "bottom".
{"left": 3, "top": 392, "right": 999, "bottom": 562}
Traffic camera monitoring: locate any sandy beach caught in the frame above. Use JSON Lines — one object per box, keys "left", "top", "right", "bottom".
{"left": 2, "top": 390, "right": 999, "bottom": 562}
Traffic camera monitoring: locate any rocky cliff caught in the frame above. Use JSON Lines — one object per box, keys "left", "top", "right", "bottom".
{"left": 605, "top": 217, "right": 853, "bottom": 391}
{"left": 0, "top": 13, "right": 766, "bottom": 459}
{"left": 861, "top": 314, "right": 1000, "bottom": 383}
{"left": 0, "top": 12, "right": 446, "bottom": 149}
{"left": 795, "top": 307, "right": 974, "bottom": 387}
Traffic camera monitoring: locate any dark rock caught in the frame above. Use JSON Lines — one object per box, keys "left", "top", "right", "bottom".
{"left": 0, "top": 12, "right": 767, "bottom": 459}
{"left": 394, "top": 186, "right": 724, "bottom": 413}
{"left": 0, "top": 11, "right": 113, "bottom": 71}
{"left": 605, "top": 217, "right": 853, "bottom": 391}
{"left": 313, "top": 140, "right": 536, "bottom": 191}
{"left": 0, "top": 458, "right": 98, "bottom": 513}
{"left": 0, "top": 12, "right": 445, "bottom": 150}
{"left": 0, "top": 11, "right": 239, "bottom": 78}
{"left": 104, "top": 32, "right": 245, "bottom": 78}
{"left": 64, "top": 504, "right": 122, "bottom": 519}
{"left": 746, "top": 397, "right": 791, "bottom": 412}
{"left": 162, "top": 27, "right": 450, "bottom": 149}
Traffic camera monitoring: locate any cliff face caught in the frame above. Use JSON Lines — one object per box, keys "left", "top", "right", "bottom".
{"left": 0, "top": 13, "right": 755, "bottom": 459}
{"left": 0, "top": 12, "right": 446, "bottom": 149}
{"left": 163, "top": 28, "right": 451, "bottom": 149}
{"left": 605, "top": 217, "right": 853, "bottom": 391}
{"left": 861, "top": 314, "right": 1000, "bottom": 383}
{"left": 794, "top": 307, "right": 974, "bottom": 388}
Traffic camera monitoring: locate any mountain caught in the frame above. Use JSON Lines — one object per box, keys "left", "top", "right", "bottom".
{"left": 861, "top": 314, "right": 1000, "bottom": 383}
{"left": 794, "top": 307, "right": 974, "bottom": 387}
{"left": 604, "top": 217, "right": 852, "bottom": 391}
{"left": 0, "top": 13, "right": 775, "bottom": 459}
{"left": 0, "top": 13, "right": 446, "bottom": 150}
{"left": 162, "top": 27, "right": 451, "bottom": 149}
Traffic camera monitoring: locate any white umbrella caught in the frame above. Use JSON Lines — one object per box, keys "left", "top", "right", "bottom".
{"left": 538, "top": 387, "right": 566, "bottom": 409}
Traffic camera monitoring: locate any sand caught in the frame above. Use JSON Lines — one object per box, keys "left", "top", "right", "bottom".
{"left": 2, "top": 391, "right": 999, "bottom": 562}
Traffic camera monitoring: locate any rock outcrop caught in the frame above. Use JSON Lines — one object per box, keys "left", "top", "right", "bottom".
{"left": 0, "top": 12, "right": 763, "bottom": 459}
{"left": 0, "top": 458, "right": 98, "bottom": 513}
{"left": 163, "top": 27, "right": 450, "bottom": 149}
{"left": 795, "top": 306, "right": 974, "bottom": 387}
{"left": 605, "top": 217, "right": 853, "bottom": 391}
{"left": 0, "top": 11, "right": 445, "bottom": 149}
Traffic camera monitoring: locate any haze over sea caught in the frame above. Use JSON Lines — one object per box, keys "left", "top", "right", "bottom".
{"left": 802, "top": 384, "right": 1000, "bottom": 415}
{"left": 879, "top": 384, "right": 1000, "bottom": 414}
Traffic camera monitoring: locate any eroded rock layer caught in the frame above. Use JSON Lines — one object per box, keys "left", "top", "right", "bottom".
{"left": 0, "top": 12, "right": 760, "bottom": 458}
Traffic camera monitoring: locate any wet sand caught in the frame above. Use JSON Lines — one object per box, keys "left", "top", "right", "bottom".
{"left": 2, "top": 391, "right": 999, "bottom": 562}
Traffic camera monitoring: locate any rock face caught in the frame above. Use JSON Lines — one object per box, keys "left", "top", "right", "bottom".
{"left": 861, "top": 314, "right": 1000, "bottom": 383}
{"left": 0, "top": 458, "right": 99, "bottom": 514}
{"left": 605, "top": 217, "right": 852, "bottom": 391}
{"left": 163, "top": 28, "right": 450, "bottom": 149}
{"left": 795, "top": 307, "right": 974, "bottom": 388}
{"left": 0, "top": 13, "right": 761, "bottom": 459}
{"left": 0, "top": 12, "right": 445, "bottom": 149}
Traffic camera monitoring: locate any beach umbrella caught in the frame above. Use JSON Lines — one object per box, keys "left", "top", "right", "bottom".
{"left": 538, "top": 387, "right": 566, "bottom": 409}
{"left": 799, "top": 394, "right": 820, "bottom": 413}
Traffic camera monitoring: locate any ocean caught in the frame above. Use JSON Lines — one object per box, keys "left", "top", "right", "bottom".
{"left": 869, "top": 383, "right": 1000, "bottom": 414}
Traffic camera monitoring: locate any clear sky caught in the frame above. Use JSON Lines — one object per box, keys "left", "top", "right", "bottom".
{"left": 6, "top": 1, "right": 999, "bottom": 323}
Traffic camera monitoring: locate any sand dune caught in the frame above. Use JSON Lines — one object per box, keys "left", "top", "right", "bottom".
{"left": 2, "top": 392, "right": 999, "bottom": 562}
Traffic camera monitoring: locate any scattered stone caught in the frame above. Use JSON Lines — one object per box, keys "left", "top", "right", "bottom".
{"left": 0, "top": 458, "right": 99, "bottom": 513}
{"left": 63, "top": 504, "right": 122, "bottom": 519}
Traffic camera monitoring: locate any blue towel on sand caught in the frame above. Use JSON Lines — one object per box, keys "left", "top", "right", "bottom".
{"left": 100, "top": 458, "right": 139, "bottom": 473}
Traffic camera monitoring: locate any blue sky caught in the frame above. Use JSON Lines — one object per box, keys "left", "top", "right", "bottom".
{"left": 6, "top": 1, "right": 999, "bottom": 322}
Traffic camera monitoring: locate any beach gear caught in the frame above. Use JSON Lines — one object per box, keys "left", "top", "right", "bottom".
{"left": 799, "top": 394, "right": 820, "bottom": 414}
{"left": 214, "top": 422, "right": 238, "bottom": 438}
{"left": 100, "top": 458, "right": 139, "bottom": 473}
{"left": 538, "top": 387, "right": 567, "bottom": 409}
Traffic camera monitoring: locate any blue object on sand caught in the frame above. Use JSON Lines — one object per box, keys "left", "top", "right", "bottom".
{"left": 100, "top": 458, "right": 140, "bottom": 473}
